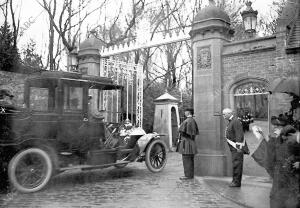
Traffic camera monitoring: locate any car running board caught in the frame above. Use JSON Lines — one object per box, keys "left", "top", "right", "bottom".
{"left": 118, "top": 148, "right": 133, "bottom": 154}
{"left": 59, "top": 161, "right": 131, "bottom": 171}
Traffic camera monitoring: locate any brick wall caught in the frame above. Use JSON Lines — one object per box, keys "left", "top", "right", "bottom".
{"left": 223, "top": 49, "right": 277, "bottom": 85}
{"left": 222, "top": 35, "right": 299, "bottom": 95}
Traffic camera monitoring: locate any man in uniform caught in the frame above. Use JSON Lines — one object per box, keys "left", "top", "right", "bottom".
{"left": 178, "top": 108, "right": 199, "bottom": 180}
{"left": 223, "top": 108, "right": 249, "bottom": 187}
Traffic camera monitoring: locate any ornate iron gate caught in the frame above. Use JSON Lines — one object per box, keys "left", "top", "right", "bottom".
{"left": 98, "top": 27, "right": 191, "bottom": 128}
{"left": 100, "top": 58, "right": 143, "bottom": 127}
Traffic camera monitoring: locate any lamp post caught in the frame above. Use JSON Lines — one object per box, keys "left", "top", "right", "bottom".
{"left": 68, "top": 49, "right": 78, "bottom": 72}
{"left": 241, "top": 1, "right": 258, "bottom": 38}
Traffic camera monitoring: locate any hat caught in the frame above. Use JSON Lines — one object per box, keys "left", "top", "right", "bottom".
{"left": 271, "top": 114, "right": 289, "bottom": 126}
{"left": 185, "top": 108, "right": 194, "bottom": 115}
{"left": 0, "top": 89, "right": 14, "bottom": 99}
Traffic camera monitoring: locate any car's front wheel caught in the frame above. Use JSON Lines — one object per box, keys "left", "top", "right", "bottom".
{"left": 145, "top": 139, "right": 167, "bottom": 173}
{"left": 8, "top": 148, "right": 53, "bottom": 193}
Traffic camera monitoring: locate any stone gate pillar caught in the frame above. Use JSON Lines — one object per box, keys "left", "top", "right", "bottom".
{"left": 78, "top": 35, "right": 105, "bottom": 113}
{"left": 78, "top": 35, "right": 105, "bottom": 76}
{"left": 190, "top": 0, "right": 234, "bottom": 176}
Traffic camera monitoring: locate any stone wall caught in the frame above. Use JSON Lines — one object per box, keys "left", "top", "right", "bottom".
{"left": 0, "top": 71, "right": 36, "bottom": 107}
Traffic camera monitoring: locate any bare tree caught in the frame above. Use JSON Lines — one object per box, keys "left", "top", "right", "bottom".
{"left": 36, "top": 0, "right": 108, "bottom": 70}
{"left": 90, "top": 0, "right": 145, "bottom": 47}
{"left": 0, "top": 0, "right": 21, "bottom": 47}
{"left": 139, "top": 0, "right": 192, "bottom": 90}
{"left": 258, "top": 0, "right": 286, "bottom": 36}
{"left": 9, "top": 0, "right": 20, "bottom": 47}
{"left": 38, "top": 0, "right": 108, "bottom": 52}
{"left": 0, "top": 0, "right": 8, "bottom": 18}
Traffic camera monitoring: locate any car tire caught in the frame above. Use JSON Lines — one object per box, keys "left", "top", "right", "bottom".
{"left": 8, "top": 148, "right": 53, "bottom": 193}
{"left": 145, "top": 139, "right": 167, "bottom": 173}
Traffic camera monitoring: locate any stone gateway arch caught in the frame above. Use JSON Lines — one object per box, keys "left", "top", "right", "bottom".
{"left": 190, "top": 0, "right": 299, "bottom": 176}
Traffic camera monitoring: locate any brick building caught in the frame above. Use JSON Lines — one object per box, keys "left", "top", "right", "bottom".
{"left": 191, "top": 0, "right": 299, "bottom": 176}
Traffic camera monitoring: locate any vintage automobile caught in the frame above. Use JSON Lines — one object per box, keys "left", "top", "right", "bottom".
{"left": 0, "top": 71, "right": 167, "bottom": 193}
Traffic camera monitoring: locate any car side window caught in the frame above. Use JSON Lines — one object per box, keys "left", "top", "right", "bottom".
{"left": 63, "top": 85, "right": 83, "bottom": 112}
{"left": 29, "top": 87, "right": 50, "bottom": 112}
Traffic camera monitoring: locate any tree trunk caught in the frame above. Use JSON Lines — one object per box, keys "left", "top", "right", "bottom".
{"left": 49, "top": 15, "right": 55, "bottom": 71}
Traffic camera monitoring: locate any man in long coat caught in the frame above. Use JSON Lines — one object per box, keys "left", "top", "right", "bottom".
{"left": 223, "top": 108, "right": 249, "bottom": 187}
{"left": 178, "top": 108, "right": 199, "bottom": 180}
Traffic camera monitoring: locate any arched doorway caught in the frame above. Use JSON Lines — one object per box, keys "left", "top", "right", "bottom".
{"left": 171, "top": 107, "right": 178, "bottom": 148}
{"left": 233, "top": 81, "right": 269, "bottom": 176}
{"left": 234, "top": 82, "right": 268, "bottom": 121}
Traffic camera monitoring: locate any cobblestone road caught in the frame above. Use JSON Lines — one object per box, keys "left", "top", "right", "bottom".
{"left": 0, "top": 152, "right": 242, "bottom": 208}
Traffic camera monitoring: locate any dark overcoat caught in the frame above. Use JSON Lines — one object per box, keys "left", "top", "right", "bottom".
{"left": 265, "top": 125, "right": 300, "bottom": 208}
{"left": 225, "top": 117, "right": 249, "bottom": 153}
{"left": 178, "top": 117, "right": 199, "bottom": 155}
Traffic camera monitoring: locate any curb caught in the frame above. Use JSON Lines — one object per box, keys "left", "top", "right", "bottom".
{"left": 202, "top": 178, "right": 252, "bottom": 208}
{"left": 198, "top": 176, "right": 271, "bottom": 208}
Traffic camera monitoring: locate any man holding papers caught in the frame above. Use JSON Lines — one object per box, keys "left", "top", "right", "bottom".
{"left": 222, "top": 108, "right": 249, "bottom": 187}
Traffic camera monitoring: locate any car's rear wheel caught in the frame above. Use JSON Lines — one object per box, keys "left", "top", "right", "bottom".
{"left": 8, "top": 148, "right": 53, "bottom": 193}
{"left": 145, "top": 139, "right": 167, "bottom": 173}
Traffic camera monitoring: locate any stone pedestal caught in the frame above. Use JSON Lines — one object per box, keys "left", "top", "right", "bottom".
{"left": 195, "top": 153, "right": 227, "bottom": 176}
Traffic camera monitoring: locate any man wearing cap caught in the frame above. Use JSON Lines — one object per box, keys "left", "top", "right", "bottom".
{"left": 0, "top": 89, "right": 15, "bottom": 109}
{"left": 223, "top": 108, "right": 249, "bottom": 187}
{"left": 178, "top": 108, "right": 199, "bottom": 180}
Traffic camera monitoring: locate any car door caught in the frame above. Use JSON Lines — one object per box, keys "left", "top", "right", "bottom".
{"left": 57, "top": 80, "right": 88, "bottom": 151}
{"left": 87, "top": 88, "right": 106, "bottom": 143}
{"left": 25, "top": 79, "right": 59, "bottom": 140}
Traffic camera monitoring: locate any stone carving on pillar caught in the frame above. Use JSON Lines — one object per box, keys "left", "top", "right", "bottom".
{"left": 197, "top": 46, "right": 211, "bottom": 70}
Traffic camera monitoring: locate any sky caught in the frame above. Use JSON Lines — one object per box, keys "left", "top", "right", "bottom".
{"left": 2, "top": 0, "right": 276, "bottom": 69}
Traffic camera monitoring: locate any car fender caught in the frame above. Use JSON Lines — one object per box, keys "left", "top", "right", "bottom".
{"left": 137, "top": 133, "right": 160, "bottom": 154}
{"left": 5, "top": 137, "right": 59, "bottom": 170}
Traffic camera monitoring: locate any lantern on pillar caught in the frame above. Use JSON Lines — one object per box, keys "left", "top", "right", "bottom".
{"left": 68, "top": 49, "right": 78, "bottom": 72}
{"left": 241, "top": 1, "right": 258, "bottom": 37}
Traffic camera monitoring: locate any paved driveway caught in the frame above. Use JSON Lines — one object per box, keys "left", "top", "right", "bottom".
{"left": 0, "top": 153, "right": 242, "bottom": 208}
